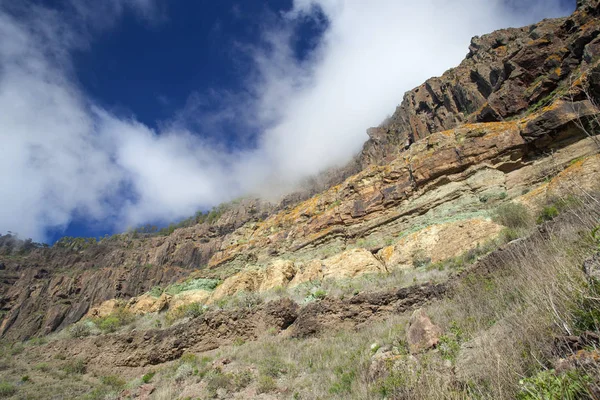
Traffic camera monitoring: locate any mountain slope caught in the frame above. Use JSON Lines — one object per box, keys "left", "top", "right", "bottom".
{"left": 1, "top": 0, "right": 599, "bottom": 358}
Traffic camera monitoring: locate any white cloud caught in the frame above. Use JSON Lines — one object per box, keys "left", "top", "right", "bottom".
{"left": 0, "top": 0, "right": 573, "bottom": 241}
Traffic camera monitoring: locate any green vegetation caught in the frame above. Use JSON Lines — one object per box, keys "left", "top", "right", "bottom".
{"left": 0, "top": 382, "right": 16, "bottom": 397}
{"left": 62, "top": 359, "right": 87, "bottom": 375}
{"left": 142, "top": 371, "right": 155, "bottom": 384}
{"left": 54, "top": 236, "right": 97, "bottom": 251}
{"left": 165, "top": 302, "right": 204, "bottom": 325}
{"left": 492, "top": 202, "right": 532, "bottom": 229}
{"left": 100, "top": 375, "right": 125, "bottom": 390}
{"left": 517, "top": 369, "right": 593, "bottom": 400}
{"left": 164, "top": 278, "right": 221, "bottom": 296}
{"left": 69, "top": 321, "right": 92, "bottom": 338}
{"left": 91, "top": 307, "right": 134, "bottom": 333}
{"left": 256, "top": 374, "right": 277, "bottom": 393}
{"left": 537, "top": 205, "right": 559, "bottom": 223}
{"left": 329, "top": 367, "right": 356, "bottom": 394}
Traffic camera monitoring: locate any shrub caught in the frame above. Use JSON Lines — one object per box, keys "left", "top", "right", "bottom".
{"left": 164, "top": 278, "right": 221, "bottom": 296}
{"left": 141, "top": 371, "right": 155, "bottom": 384}
{"left": 97, "top": 316, "right": 120, "bottom": 333}
{"left": 493, "top": 202, "right": 532, "bottom": 229}
{"left": 231, "top": 291, "right": 263, "bottom": 309}
{"left": 328, "top": 367, "right": 355, "bottom": 394}
{"left": 573, "top": 279, "right": 600, "bottom": 333}
{"left": 10, "top": 343, "right": 24, "bottom": 355}
{"left": 258, "top": 358, "right": 289, "bottom": 378}
{"left": 34, "top": 363, "right": 50, "bottom": 372}
{"left": 256, "top": 375, "right": 277, "bottom": 394}
{"left": 62, "top": 358, "right": 87, "bottom": 374}
{"left": 205, "top": 370, "right": 231, "bottom": 396}
{"left": 69, "top": 322, "right": 91, "bottom": 338}
{"left": 412, "top": 249, "right": 432, "bottom": 268}
{"left": 232, "top": 371, "right": 253, "bottom": 390}
{"left": 174, "top": 363, "right": 194, "bottom": 382}
{"left": 165, "top": 303, "right": 204, "bottom": 326}
{"left": 100, "top": 375, "right": 125, "bottom": 390}
{"left": 517, "top": 369, "right": 592, "bottom": 400}
{"left": 0, "top": 382, "right": 16, "bottom": 397}
{"left": 179, "top": 352, "right": 198, "bottom": 365}
{"left": 93, "top": 308, "right": 134, "bottom": 333}
{"left": 537, "top": 205, "right": 559, "bottom": 223}
{"left": 499, "top": 227, "right": 521, "bottom": 243}
{"left": 148, "top": 286, "right": 164, "bottom": 298}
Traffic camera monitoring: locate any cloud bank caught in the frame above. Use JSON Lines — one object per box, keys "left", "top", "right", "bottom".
{"left": 0, "top": 0, "right": 573, "bottom": 241}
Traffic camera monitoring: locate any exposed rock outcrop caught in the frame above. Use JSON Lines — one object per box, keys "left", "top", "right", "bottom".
{"left": 1, "top": 1, "right": 599, "bottom": 341}
{"left": 360, "top": 0, "right": 600, "bottom": 166}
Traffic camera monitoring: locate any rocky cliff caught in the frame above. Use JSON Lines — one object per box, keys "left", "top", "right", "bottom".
{"left": 1, "top": 0, "right": 599, "bottom": 342}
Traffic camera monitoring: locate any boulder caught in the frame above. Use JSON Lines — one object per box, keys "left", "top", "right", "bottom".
{"left": 406, "top": 309, "right": 442, "bottom": 354}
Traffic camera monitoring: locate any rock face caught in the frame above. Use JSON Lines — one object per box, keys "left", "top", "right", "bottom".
{"left": 1, "top": 1, "right": 600, "bottom": 340}
{"left": 406, "top": 309, "right": 442, "bottom": 354}
{"left": 360, "top": 0, "right": 600, "bottom": 166}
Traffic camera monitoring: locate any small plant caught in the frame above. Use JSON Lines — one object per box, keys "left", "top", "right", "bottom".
{"left": 20, "top": 375, "right": 29, "bottom": 382}
{"left": 10, "top": 342, "right": 24, "bottom": 355}
{"left": 592, "top": 225, "right": 600, "bottom": 249}
{"left": 232, "top": 371, "right": 253, "bottom": 390}
{"left": 500, "top": 227, "right": 520, "bottom": 243}
{"left": 328, "top": 367, "right": 356, "bottom": 394}
{"left": 165, "top": 303, "right": 205, "bottom": 325}
{"left": 62, "top": 358, "right": 87, "bottom": 374}
{"left": 259, "top": 357, "right": 289, "bottom": 378}
{"left": 231, "top": 291, "right": 263, "bottom": 309}
{"left": 573, "top": 278, "right": 600, "bottom": 333}
{"left": 493, "top": 202, "right": 531, "bottom": 229}
{"left": 69, "top": 322, "right": 91, "bottom": 338}
{"left": 517, "top": 369, "right": 592, "bottom": 400}
{"left": 93, "top": 307, "right": 134, "bottom": 333}
{"left": 174, "top": 363, "right": 194, "bottom": 382}
{"left": 412, "top": 249, "right": 431, "bottom": 269}
{"left": 205, "top": 370, "right": 231, "bottom": 396}
{"left": 164, "top": 278, "right": 221, "bottom": 296}
{"left": 0, "top": 382, "right": 16, "bottom": 397}
{"left": 34, "top": 363, "right": 50, "bottom": 372}
{"left": 141, "top": 371, "right": 155, "bottom": 384}
{"left": 256, "top": 374, "right": 277, "bottom": 394}
{"left": 537, "top": 205, "right": 559, "bottom": 223}
{"left": 148, "top": 286, "right": 164, "bottom": 298}
{"left": 101, "top": 375, "right": 125, "bottom": 390}
{"left": 179, "top": 352, "right": 198, "bottom": 365}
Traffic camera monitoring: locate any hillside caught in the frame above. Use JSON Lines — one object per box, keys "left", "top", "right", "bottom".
{"left": 1, "top": 1, "right": 600, "bottom": 399}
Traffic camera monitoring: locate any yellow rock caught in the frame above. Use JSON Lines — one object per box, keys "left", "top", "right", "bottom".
{"left": 289, "top": 260, "right": 324, "bottom": 287}
{"left": 322, "top": 248, "right": 386, "bottom": 278}
{"left": 379, "top": 218, "right": 503, "bottom": 269}
{"left": 127, "top": 293, "right": 171, "bottom": 314}
{"left": 85, "top": 299, "right": 120, "bottom": 319}
{"left": 169, "top": 290, "right": 211, "bottom": 310}
{"left": 259, "top": 259, "right": 296, "bottom": 292}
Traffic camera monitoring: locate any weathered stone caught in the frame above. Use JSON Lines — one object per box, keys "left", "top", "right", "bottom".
{"left": 406, "top": 309, "right": 442, "bottom": 354}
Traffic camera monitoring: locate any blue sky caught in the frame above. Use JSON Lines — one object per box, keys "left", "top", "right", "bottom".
{"left": 0, "top": 0, "right": 575, "bottom": 244}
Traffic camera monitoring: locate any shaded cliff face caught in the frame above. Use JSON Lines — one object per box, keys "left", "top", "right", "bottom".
{"left": 0, "top": 199, "right": 277, "bottom": 340}
{"left": 360, "top": 0, "right": 600, "bottom": 166}
{"left": 1, "top": 0, "right": 599, "bottom": 341}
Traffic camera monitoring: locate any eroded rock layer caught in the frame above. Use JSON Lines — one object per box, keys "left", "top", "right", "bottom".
{"left": 1, "top": 0, "right": 599, "bottom": 340}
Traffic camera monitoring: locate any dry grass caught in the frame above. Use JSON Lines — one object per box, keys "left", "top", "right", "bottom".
{"left": 140, "top": 190, "right": 600, "bottom": 400}
{"left": 2, "top": 191, "right": 598, "bottom": 399}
